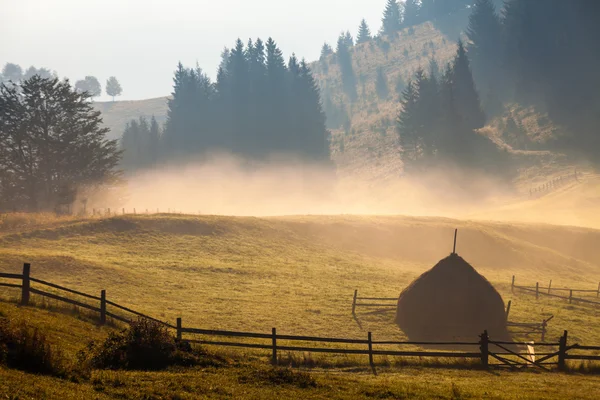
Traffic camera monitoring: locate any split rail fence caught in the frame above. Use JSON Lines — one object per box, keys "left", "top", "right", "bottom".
{"left": 352, "top": 290, "right": 554, "bottom": 342}
{"left": 1, "top": 264, "right": 599, "bottom": 373}
{"left": 511, "top": 275, "right": 600, "bottom": 307}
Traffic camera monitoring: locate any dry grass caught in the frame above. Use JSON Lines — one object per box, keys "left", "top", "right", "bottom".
{"left": 1, "top": 209, "right": 600, "bottom": 398}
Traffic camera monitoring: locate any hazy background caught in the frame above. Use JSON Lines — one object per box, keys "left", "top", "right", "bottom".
{"left": 1, "top": 0, "right": 388, "bottom": 101}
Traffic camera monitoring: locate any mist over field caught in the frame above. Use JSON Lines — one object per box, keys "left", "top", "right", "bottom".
{"left": 114, "top": 155, "right": 517, "bottom": 218}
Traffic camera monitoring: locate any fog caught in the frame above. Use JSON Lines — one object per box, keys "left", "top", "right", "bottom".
{"left": 98, "top": 155, "right": 517, "bottom": 218}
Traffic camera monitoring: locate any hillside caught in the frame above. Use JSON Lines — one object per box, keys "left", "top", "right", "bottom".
{"left": 1, "top": 211, "right": 599, "bottom": 343}
{"left": 93, "top": 96, "right": 169, "bottom": 140}
{"left": 2, "top": 211, "right": 600, "bottom": 397}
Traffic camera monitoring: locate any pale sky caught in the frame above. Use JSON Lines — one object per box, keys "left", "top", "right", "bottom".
{"left": 1, "top": 0, "right": 390, "bottom": 101}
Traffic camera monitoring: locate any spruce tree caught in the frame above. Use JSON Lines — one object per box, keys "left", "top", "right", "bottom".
{"left": 336, "top": 33, "right": 357, "bottom": 102}
{"left": 375, "top": 67, "right": 389, "bottom": 99}
{"left": 381, "top": 0, "right": 402, "bottom": 36}
{"left": 466, "top": 0, "right": 503, "bottom": 108}
{"left": 344, "top": 31, "right": 354, "bottom": 47}
{"left": 450, "top": 41, "right": 485, "bottom": 130}
{"left": 397, "top": 80, "right": 421, "bottom": 167}
{"left": 403, "top": 0, "right": 422, "bottom": 26}
{"left": 357, "top": 19, "right": 372, "bottom": 44}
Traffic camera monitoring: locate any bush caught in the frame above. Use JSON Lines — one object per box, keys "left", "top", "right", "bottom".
{"left": 0, "top": 316, "right": 65, "bottom": 375}
{"left": 80, "top": 318, "right": 217, "bottom": 370}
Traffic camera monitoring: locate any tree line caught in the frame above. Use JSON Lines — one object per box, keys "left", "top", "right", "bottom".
{"left": 121, "top": 37, "right": 330, "bottom": 170}
{"left": 1, "top": 63, "right": 123, "bottom": 101}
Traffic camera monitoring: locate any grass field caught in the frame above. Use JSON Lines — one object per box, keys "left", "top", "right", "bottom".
{"left": 1, "top": 204, "right": 600, "bottom": 397}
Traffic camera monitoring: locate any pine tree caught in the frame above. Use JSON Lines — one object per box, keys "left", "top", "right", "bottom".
{"left": 450, "top": 41, "right": 485, "bottom": 130}
{"left": 105, "top": 76, "right": 123, "bottom": 101}
{"left": 357, "top": 19, "right": 372, "bottom": 44}
{"left": 375, "top": 67, "right": 389, "bottom": 99}
{"left": 1, "top": 63, "right": 22, "bottom": 83}
{"left": 381, "top": 0, "right": 402, "bottom": 36}
{"left": 148, "top": 116, "right": 160, "bottom": 165}
{"left": 397, "top": 80, "right": 421, "bottom": 167}
{"left": 344, "top": 31, "right": 354, "bottom": 47}
{"left": 395, "top": 74, "right": 406, "bottom": 100}
{"left": 466, "top": 0, "right": 503, "bottom": 108}
{"left": 336, "top": 33, "right": 357, "bottom": 101}
{"left": 403, "top": 0, "right": 422, "bottom": 26}
{"left": 428, "top": 57, "right": 440, "bottom": 80}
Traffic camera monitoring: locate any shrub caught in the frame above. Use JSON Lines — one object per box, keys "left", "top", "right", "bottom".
{"left": 0, "top": 316, "right": 65, "bottom": 375}
{"left": 80, "top": 318, "right": 217, "bottom": 370}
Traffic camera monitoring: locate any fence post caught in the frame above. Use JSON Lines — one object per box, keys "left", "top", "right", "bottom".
{"left": 511, "top": 275, "right": 515, "bottom": 293}
{"left": 548, "top": 279, "right": 552, "bottom": 294}
{"left": 176, "top": 318, "right": 182, "bottom": 341}
{"left": 368, "top": 331, "right": 376, "bottom": 375}
{"left": 536, "top": 282, "right": 539, "bottom": 300}
{"left": 107, "top": 208, "right": 111, "bottom": 216}
{"left": 480, "top": 330, "right": 489, "bottom": 369}
{"left": 271, "top": 328, "right": 277, "bottom": 365}
{"left": 352, "top": 289, "right": 358, "bottom": 316}
{"left": 541, "top": 320, "right": 546, "bottom": 342}
{"left": 21, "top": 263, "right": 31, "bottom": 306}
{"left": 100, "top": 289, "right": 106, "bottom": 325}
{"left": 569, "top": 290, "right": 573, "bottom": 304}
{"left": 505, "top": 300, "right": 512, "bottom": 319}
{"left": 122, "top": 208, "right": 125, "bottom": 215}
{"left": 558, "top": 330, "right": 568, "bottom": 371}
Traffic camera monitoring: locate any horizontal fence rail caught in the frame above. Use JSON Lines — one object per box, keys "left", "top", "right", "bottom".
{"left": 511, "top": 276, "right": 600, "bottom": 307}
{"left": 2, "top": 264, "right": 600, "bottom": 373}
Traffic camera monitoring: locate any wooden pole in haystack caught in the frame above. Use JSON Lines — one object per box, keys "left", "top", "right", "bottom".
{"left": 452, "top": 229, "right": 458, "bottom": 254}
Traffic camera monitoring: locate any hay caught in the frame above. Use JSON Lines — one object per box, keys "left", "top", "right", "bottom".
{"left": 396, "top": 253, "right": 511, "bottom": 344}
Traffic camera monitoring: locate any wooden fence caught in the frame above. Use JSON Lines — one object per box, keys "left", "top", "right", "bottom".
{"left": 511, "top": 275, "right": 600, "bottom": 307}
{"left": 529, "top": 170, "right": 579, "bottom": 199}
{"left": 1, "top": 264, "right": 599, "bottom": 373}
{"left": 352, "top": 290, "right": 554, "bottom": 342}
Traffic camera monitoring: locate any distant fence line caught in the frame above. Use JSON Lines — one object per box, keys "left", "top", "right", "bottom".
{"left": 511, "top": 275, "right": 600, "bottom": 307}
{"left": 529, "top": 170, "right": 579, "bottom": 199}
{"left": 1, "top": 264, "right": 599, "bottom": 373}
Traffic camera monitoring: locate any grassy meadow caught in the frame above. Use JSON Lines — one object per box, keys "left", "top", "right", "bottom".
{"left": 1, "top": 209, "right": 600, "bottom": 398}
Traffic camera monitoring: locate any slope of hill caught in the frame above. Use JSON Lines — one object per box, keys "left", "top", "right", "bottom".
{"left": 1, "top": 213, "right": 599, "bottom": 343}
{"left": 93, "top": 96, "right": 169, "bottom": 140}
{"left": 311, "top": 21, "right": 460, "bottom": 181}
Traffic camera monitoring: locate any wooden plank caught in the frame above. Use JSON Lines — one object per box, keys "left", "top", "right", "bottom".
{"left": 565, "top": 355, "right": 600, "bottom": 361}
{"left": 276, "top": 334, "right": 369, "bottom": 344}
{"left": 355, "top": 304, "right": 397, "bottom": 307}
{"left": 0, "top": 282, "right": 21, "bottom": 288}
{"left": 30, "top": 277, "right": 101, "bottom": 301}
{"left": 181, "top": 327, "right": 272, "bottom": 339}
{"left": 372, "top": 350, "right": 480, "bottom": 358}
{"left": 0, "top": 273, "right": 22, "bottom": 279}
{"left": 567, "top": 344, "right": 600, "bottom": 351}
{"left": 489, "top": 341, "right": 559, "bottom": 346}
{"left": 186, "top": 339, "right": 273, "bottom": 350}
{"left": 278, "top": 346, "right": 369, "bottom": 355}
{"left": 356, "top": 297, "right": 397, "bottom": 301}
{"left": 30, "top": 288, "right": 101, "bottom": 313}
{"left": 105, "top": 311, "right": 131, "bottom": 323}
{"left": 372, "top": 340, "right": 478, "bottom": 346}
{"left": 105, "top": 299, "right": 174, "bottom": 328}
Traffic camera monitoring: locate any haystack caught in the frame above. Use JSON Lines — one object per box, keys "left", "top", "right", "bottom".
{"left": 395, "top": 253, "right": 511, "bottom": 343}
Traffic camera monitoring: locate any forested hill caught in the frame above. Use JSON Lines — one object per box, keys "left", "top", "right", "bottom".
{"left": 310, "top": 16, "right": 466, "bottom": 181}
